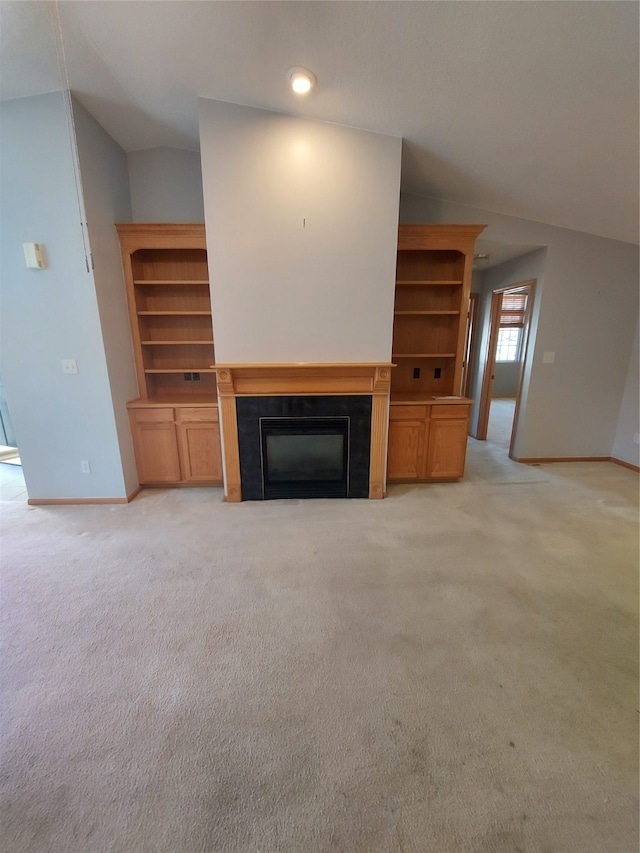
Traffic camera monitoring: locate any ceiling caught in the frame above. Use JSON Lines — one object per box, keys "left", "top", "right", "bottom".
{"left": 1, "top": 1, "right": 638, "bottom": 248}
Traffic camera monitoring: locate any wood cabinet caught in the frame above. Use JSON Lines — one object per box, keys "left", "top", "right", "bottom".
{"left": 129, "top": 403, "right": 222, "bottom": 486}
{"left": 387, "top": 402, "right": 471, "bottom": 482}
{"left": 117, "top": 224, "right": 223, "bottom": 487}
{"left": 129, "top": 408, "right": 182, "bottom": 484}
{"left": 176, "top": 407, "right": 223, "bottom": 482}
{"left": 387, "top": 406, "right": 427, "bottom": 479}
{"left": 424, "top": 406, "right": 470, "bottom": 479}
{"left": 388, "top": 224, "right": 484, "bottom": 484}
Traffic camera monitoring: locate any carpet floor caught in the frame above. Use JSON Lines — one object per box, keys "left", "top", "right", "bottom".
{"left": 1, "top": 449, "right": 638, "bottom": 851}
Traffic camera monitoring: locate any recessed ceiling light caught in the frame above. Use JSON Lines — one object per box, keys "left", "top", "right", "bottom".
{"left": 288, "top": 67, "right": 316, "bottom": 95}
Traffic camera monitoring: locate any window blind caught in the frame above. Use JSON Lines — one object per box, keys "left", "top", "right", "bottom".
{"left": 500, "top": 293, "right": 527, "bottom": 328}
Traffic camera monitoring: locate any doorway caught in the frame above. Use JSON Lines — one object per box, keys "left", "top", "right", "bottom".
{"left": 0, "top": 373, "right": 26, "bottom": 500}
{"left": 0, "top": 374, "right": 19, "bottom": 463}
{"left": 474, "top": 280, "right": 535, "bottom": 458}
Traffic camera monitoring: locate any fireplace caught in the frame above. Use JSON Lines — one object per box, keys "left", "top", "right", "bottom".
{"left": 236, "top": 396, "right": 371, "bottom": 500}
{"left": 214, "top": 363, "right": 392, "bottom": 501}
{"left": 261, "top": 417, "right": 349, "bottom": 499}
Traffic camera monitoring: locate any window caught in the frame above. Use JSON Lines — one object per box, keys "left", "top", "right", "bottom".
{"left": 496, "top": 292, "right": 528, "bottom": 362}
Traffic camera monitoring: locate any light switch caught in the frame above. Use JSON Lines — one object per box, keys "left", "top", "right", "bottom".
{"left": 62, "top": 359, "right": 78, "bottom": 374}
{"left": 542, "top": 351, "right": 555, "bottom": 364}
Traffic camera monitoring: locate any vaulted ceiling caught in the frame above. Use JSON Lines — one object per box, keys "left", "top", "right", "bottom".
{"left": 1, "top": 1, "right": 638, "bottom": 244}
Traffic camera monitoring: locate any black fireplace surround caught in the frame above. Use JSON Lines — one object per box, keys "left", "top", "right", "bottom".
{"left": 236, "top": 396, "right": 372, "bottom": 500}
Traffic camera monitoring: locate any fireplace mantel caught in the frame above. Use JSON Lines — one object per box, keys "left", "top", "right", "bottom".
{"left": 214, "top": 363, "right": 393, "bottom": 501}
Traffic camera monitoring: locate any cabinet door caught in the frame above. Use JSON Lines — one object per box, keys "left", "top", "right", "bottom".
{"left": 177, "top": 422, "right": 222, "bottom": 482}
{"left": 131, "top": 421, "right": 181, "bottom": 483}
{"left": 387, "top": 419, "right": 427, "bottom": 479}
{"left": 424, "top": 418, "right": 468, "bottom": 479}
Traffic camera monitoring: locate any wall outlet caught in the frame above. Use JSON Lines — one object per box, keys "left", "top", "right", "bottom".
{"left": 542, "top": 351, "right": 555, "bottom": 364}
{"left": 633, "top": 433, "right": 640, "bottom": 445}
{"left": 80, "top": 460, "right": 91, "bottom": 474}
{"left": 62, "top": 359, "right": 78, "bottom": 374}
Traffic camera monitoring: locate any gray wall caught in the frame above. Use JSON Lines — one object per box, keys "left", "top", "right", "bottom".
{"left": 493, "top": 362, "right": 521, "bottom": 398}
{"left": 0, "top": 92, "right": 131, "bottom": 499}
{"left": 199, "top": 99, "right": 402, "bottom": 363}
{"left": 72, "top": 97, "right": 139, "bottom": 495}
{"left": 612, "top": 318, "right": 639, "bottom": 467}
{"left": 400, "top": 193, "right": 639, "bottom": 463}
{"left": 128, "top": 147, "right": 204, "bottom": 222}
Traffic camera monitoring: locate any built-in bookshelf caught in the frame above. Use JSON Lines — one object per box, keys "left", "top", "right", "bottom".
{"left": 117, "top": 224, "right": 216, "bottom": 402}
{"left": 391, "top": 228, "right": 483, "bottom": 399}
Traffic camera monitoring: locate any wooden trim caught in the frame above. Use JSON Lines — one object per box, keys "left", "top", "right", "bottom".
{"left": 516, "top": 456, "right": 612, "bottom": 464}
{"left": 115, "top": 223, "right": 206, "bottom": 252}
{"left": 369, "top": 366, "right": 392, "bottom": 498}
{"left": 610, "top": 457, "right": 640, "bottom": 473}
{"left": 127, "top": 486, "right": 142, "bottom": 502}
{"left": 28, "top": 496, "right": 132, "bottom": 506}
{"left": 397, "top": 224, "right": 486, "bottom": 253}
{"left": 213, "top": 363, "right": 394, "bottom": 397}
{"left": 128, "top": 398, "right": 217, "bottom": 409}
{"left": 215, "top": 363, "right": 392, "bottom": 500}
{"left": 216, "top": 368, "right": 242, "bottom": 501}
{"left": 508, "top": 281, "right": 536, "bottom": 459}
{"left": 212, "top": 362, "right": 392, "bottom": 370}
{"left": 462, "top": 293, "right": 479, "bottom": 399}
{"left": 474, "top": 279, "right": 535, "bottom": 447}
{"left": 133, "top": 481, "right": 221, "bottom": 489}
{"left": 475, "top": 291, "right": 502, "bottom": 440}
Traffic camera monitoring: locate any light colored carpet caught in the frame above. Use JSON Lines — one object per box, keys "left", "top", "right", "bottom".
{"left": 487, "top": 398, "right": 516, "bottom": 448}
{"left": 1, "top": 455, "right": 638, "bottom": 852}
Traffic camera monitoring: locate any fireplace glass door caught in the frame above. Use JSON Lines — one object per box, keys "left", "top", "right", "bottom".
{"left": 260, "top": 417, "right": 349, "bottom": 499}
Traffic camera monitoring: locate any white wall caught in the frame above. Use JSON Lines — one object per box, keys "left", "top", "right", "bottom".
{"left": 400, "top": 193, "right": 638, "bottom": 460}
{"left": 0, "top": 92, "right": 130, "bottom": 499}
{"left": 612, "top": 318, "right": 639, "bottom": 467}
{"left": 128, "top": 147, "right": 205, "bottom": 223}
{"left": 72, "top": 98, "right": 139, "bottom": 495}
{"left": 199, "top": 100, "right": 402, "bottom": 363}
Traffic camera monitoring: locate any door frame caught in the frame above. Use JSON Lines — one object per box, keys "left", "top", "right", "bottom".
{"left": 474, "top": 280, "right": 536, "bottom": 455}
{"left": 461, "top": 292, "right": 479, "bottom": 400}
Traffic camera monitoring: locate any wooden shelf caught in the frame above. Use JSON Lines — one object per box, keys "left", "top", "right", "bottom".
{"left": 395, "top": 280, "right": 463, "bottom": 286}
{"left": 118, "top": 226, "right": 216, "bottom": 402}
{"left": 141, "top": 340, "right": 213, "bottom": 345}
{"left": 137, "top": 311, "right": 212, "bottom": 316}
{"left": 393, "top": 353, "right": 456, "bottom": 359}
{"left": 394, "top": 310, "right": 460, "bottom": 316}
{"left": 133, "top": 279, "right": 209, "bottom": 285}
{"left": 391, "top": 392, "right": 472, "bottom": 404}
{"left": 144, "top": 368, "right": 217, "bottom": 374}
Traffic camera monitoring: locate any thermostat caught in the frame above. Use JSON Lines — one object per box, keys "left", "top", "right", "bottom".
{"left": 23, "top": 243, "right": 45, "bottom": 269}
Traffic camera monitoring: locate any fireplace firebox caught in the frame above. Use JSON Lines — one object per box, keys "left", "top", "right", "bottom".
{"left": 236, "top": 396, "right": 372, "bottom": 500}
{"left": 261, "top": 417, "right": 349, "bottom": 499}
